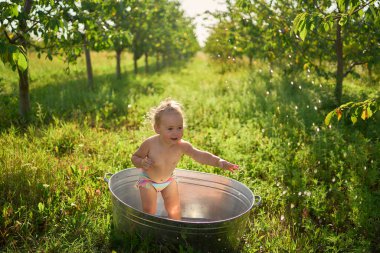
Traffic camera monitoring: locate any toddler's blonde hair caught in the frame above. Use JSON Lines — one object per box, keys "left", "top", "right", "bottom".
{"left": 150, "top": 99, "right": 184, "bottom": 127}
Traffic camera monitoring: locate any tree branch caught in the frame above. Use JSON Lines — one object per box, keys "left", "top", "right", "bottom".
{"left": 344, "top": 61, "right": 367, "bottom": 77}
{"left": 314, "top": 0, "right": 327, "bottom": 16}
{"left": 3, "top": 30, "right": 18, "bottom": 44}
{"left": 4, "top": 19, "right": 39, "bottom": 45}
{"left": 333, "top": 0, "right": 376, "bottom": 20}
{"left": 350, "top": 0, "right": 376, "bottom": 16}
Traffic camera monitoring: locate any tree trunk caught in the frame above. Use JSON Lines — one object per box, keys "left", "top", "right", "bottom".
{"left": 18, "top": 65, "right": 30, "bottom": 119}
{"left": 134, "top": 56, "right": 138, "bottom": 75}
{"left": 17, "top": 0, "right": 32, "bottom": 120}
{"left": 116, "top": 49, "right": 122, "bottom": 79}
{"left": 249, "top": 56, "right": 253, "bottom": 67}
{"left": 84, "top": 36, "right": 94, "bottom": 89}
{"left": 163, "top": 54, "right": 167, "bottom": 67}
{"left": 145, "top": 52, "right": 149, "bottom": 73}
{"left": 335, "top": 21, "right": 344, "bottom": 105}
{"left": 156, "top": 53, "right": 160, "bottom": 70}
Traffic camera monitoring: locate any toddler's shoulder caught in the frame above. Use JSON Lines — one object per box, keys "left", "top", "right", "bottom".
{"left": 179, "top": 140, "right": 194, "bottom": 152}
{"left": 179, "top": 139, "right": 191, "bottom": 146}
{"left": 141, "top": 135, "right": 158, "bottom": 146}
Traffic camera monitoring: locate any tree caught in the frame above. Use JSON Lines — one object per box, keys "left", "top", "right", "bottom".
{"left": 125, "top": 0, "right": 199, "bottom": 74}
{"left": 124, "top": 0, "right": 150, "bottom": 74}
{"left": 208, "top": 0, "right": 308, "bottom": 75}
{"left": 203, "top": 1, "right": 247, "bottom": 69}
{"left": 104, "top": 0, "right": 132, "bottom": 79}
{"left": 207, "top": 0, "right": 379, "bottom": 105}
{"left": 1, "top": 0, "right": 77, "bottom": 119}
{"left": 292, "top": 0, "right": 380, "bottom": 104}
{"left": 161, "top": 0, "right": 199, "bottom": 63}
{"left": 65, "top": 0, "right": 114, "bottom": 88}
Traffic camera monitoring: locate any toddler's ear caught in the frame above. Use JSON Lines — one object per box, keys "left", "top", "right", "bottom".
{"left": 154, "top": 124, "right": 160, "bottom": 134}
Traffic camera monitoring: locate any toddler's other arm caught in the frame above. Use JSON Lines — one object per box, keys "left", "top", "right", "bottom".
{"left": 131, "top": 139, "right": 153, "bottom": 170}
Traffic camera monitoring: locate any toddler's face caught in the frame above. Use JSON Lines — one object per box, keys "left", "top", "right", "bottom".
{"left": 155, "top": 111, "right": 184, "bottom": 144}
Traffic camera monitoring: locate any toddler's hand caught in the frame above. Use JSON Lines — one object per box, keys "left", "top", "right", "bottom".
{"left": 219, "top": 159, "right": 239, "bottom": 173}
{"left": 141, "top": 157, "right": 154, "bottom": 170}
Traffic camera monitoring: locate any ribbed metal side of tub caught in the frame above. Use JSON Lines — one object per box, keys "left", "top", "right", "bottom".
{"left": 107, "top": 168, "right": 258, "bottom": 252}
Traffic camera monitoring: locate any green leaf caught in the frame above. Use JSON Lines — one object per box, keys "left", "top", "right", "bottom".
{"left": 38, "top": 202, "right": 45, "bottom": 212}
{"left": 329, "top": 20, "right": 334, "bottom": 30}
{"left": 323, "top": 21, "right": 330, "bottom": 32}
{"left": 292, "top": 14, "right": 302, "bottom": 33}
{"left": 309, "top": 22, "right": 315, "bottom": 31}
{"left": 337, "top": 0, "right": 346, "bottom": 11}
{"left": 325, "top": 110, "right": 335, "bottom": 125}
{"left": 300, "top": 27, "right": 307, "bottom": 41}
{"left": 11, "top": 50, "right": 28, "bottom": 72}
{"left": 340, "top": 101, "right": 354, "bottom": 108}
{"left": 367, "top": 107, "right": 373, "bottom": 118}
{"left": 351, "top": 115, "right": 357, "bottom": 124}
{"left": 369, "top": 6, "right": 377, "bottom": 17}
{"left": 338, "top": 15, "right": 348, "bottom": 26}
{"left": 10, "top": 4, "right": 19, "bottom": 17}
{"left": 16, "top": 52, "right": 28, "bottom": 72}
{"left": 348, "top": 2, "right": 360, "bottom": 15}
{"left": 292, "top": 13, "right": 307, "bottom": 34}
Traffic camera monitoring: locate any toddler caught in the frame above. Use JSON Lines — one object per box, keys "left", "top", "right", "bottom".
{"left": 131, "top": 99, "right": 238, "bottom": 220}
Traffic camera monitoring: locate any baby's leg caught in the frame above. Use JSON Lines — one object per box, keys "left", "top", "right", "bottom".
{"left": 161, "top": 181, "right": 181, "bottom": 220}
{"left": 139, "top": 185, "right": 157, "bottom": 215}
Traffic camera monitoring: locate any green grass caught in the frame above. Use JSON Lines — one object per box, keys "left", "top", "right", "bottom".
{"left": 1, "top": 51, "right": 379, "bottom": 252}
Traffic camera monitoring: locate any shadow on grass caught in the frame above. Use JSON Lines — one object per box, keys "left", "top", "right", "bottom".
{"left": 109, "top": 221, "right": 242, "bottom": 253}
{"left": 109, "top": 226, "right": 180, "bottom": 253}
{"left": 0, "top": 59, "right": 189, "bottom": 132}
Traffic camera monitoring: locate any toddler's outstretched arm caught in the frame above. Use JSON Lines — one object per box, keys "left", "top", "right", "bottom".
{"left": 182, "top": 141, "right": 239, "bottom": 172}
{"left": 218, "top": 159, "right": 239, "bottom": 172}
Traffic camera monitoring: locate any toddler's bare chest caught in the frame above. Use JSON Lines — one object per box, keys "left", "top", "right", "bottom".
{"left": 149, "top": 149, "right": 182, "bottom": 168}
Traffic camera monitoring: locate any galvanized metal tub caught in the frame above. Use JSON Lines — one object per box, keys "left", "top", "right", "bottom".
{"left": 105, "top": 168, "right": 261, "bottom": 252}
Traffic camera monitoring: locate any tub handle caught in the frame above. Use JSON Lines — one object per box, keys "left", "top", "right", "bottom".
{"left": 254, "top": 195, "right": 262, "bottom": 206}
{"left": 104, "top": 173, "right": 113, "bottom": 184}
